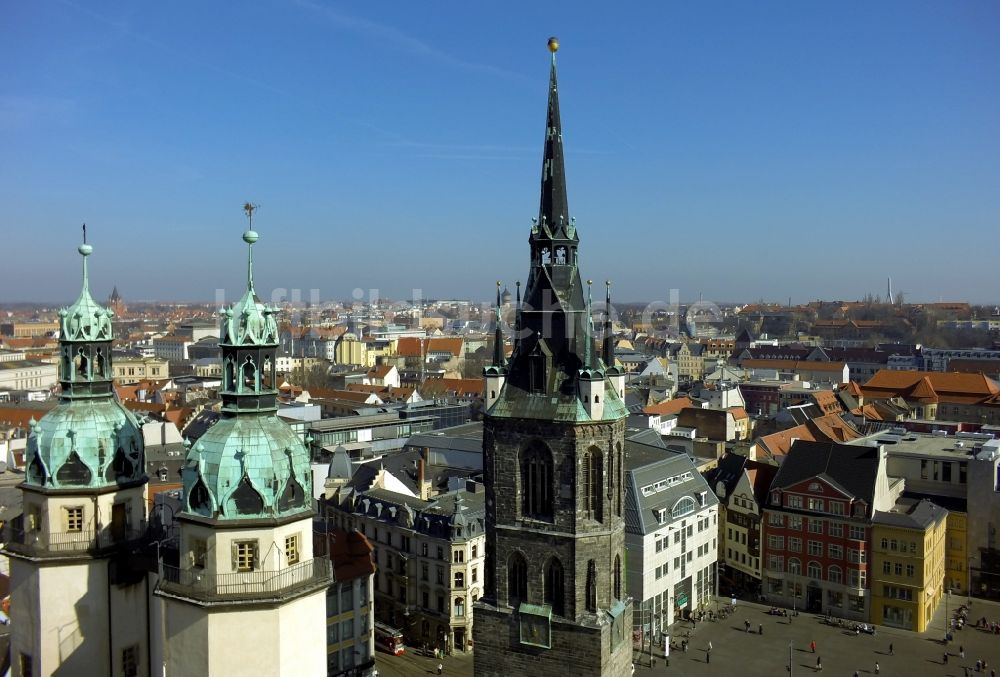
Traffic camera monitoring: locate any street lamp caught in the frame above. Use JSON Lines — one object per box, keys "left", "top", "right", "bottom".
{"left": 968, "top": 554, "right": 975, "bottom": 604}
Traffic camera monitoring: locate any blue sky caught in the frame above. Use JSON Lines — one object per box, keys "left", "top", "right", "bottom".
{"left": 2, "top": 1, "right": 998, "bottom": 305}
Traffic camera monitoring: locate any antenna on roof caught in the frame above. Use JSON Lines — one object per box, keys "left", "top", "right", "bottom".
{"left": 82, "top": 223, "right": 87, "bottom": 244}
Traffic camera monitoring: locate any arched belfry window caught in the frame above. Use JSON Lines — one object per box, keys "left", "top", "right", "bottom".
{"left": 262, "top": 355, "right": 273, "bottom": 388}
{"left": 225, "top": 357, "right": 236, "bottom": 391}
{"left": 544, "top": 557, "right": 565, "bottom": 616}
{"left": 613, "top": 554, "right": 622, "bottom": 600}
{"left": 95, "top": 348, "right": 106, "bottom": 379}
{"left": 76, "top": 347, "right": 90, "bottom": 379}
{"left": 521, "top": 442, "right": 553, "bottom": 521}
{"left": 507, "top": 552, "right": 527, "bottom": 606}
{"left": 586, "top": 447, "right": 603, "bottom": 522}
{"left": 242, "top": 355, "right": 257, "bottom": 393}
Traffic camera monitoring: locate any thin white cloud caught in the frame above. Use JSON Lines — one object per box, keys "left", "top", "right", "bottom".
{"left": 0, "top": 96, "right": 79, "bottom": 131}
{"left": 292, "top": 0, "right": 527, "bottom": 82}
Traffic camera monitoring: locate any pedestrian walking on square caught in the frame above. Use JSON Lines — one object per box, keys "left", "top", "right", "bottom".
{"left": 816, "top": 655, "right": 822, "bottom": 671}
{"left": 706, "top": 650, "right": 711, "bottom": 664}
{"left": 437, "top": 663, "right": 443, "bottom": 675}
{"left": 810, "top": 640, "right": 816, "bottom": 653}
{"left": 889, "top": 642, "right": 894, "bottom": 656}
{"left": 875, "top": 661, "right": 879, "bottom": 674}
{"left": 960, "top": 645, "right": 965, "bottom": 658}
{"left": 758, "top": 623, "right": 763, "bottom": 635}
{"left": 745, "top": 619, "right": 750, "bottom": 633}
{"left": 943, "top": 652, "right": 949, "bottom": 664}
{"left": 707, "top": 641, "right": 713, "bottom": 652}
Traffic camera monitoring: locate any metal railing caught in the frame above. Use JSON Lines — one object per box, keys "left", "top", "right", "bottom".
{"left": 4, "top": 524, "right": 146, "bottom": 557}
{"left": 158, "top": 557, "right": 331, "bottom": 602}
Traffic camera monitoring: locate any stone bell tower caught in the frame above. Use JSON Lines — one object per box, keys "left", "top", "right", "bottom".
{"left": 473, "top": 38, "right": 633, "bottom": 677}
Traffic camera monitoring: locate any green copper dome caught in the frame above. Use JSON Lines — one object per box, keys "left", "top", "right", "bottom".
{"left": 25, "top": 240, "right": 145, "bottom": 490}
{"left": 182, "top": 416, "right": 311, "bottom": 519}
{"left": 181, "top": 228, "right": 311, "bottom": 521}
{"left": 26, "top": 399, "right": 145, "bottom": 488}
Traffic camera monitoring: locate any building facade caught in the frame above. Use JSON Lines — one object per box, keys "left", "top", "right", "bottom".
{"left": 762, "top": 441, "right": 894, "bottom": 621}
{"left": 324, "top": 480, "right": 486, "bottom": 655}
{"left": 870, "top": 498, "right": 946, "bottom": 632}
{"left": 112, "top": 356, "right": 169, "bottom": 385}
{"left": 624, "top": 432, "right": 718, "bottom": 638}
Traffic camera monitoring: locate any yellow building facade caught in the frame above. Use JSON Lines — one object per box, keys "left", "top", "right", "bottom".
{"left": 944, "top": 510, "right": 968, "bottom": 595}
{"left": 870, "top": 499, "right": 947, "bottom": 632}
{"left": 335, "top": 336, "right": 368, "bottom": 367}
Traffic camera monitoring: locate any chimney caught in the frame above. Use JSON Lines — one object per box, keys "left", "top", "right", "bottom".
{"left": 418, "top": 452, "right": 426, "bottom": 500}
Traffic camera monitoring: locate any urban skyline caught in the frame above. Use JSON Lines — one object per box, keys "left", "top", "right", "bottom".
{"left": 3, "top": 2, "right": 999, "bottom": 303}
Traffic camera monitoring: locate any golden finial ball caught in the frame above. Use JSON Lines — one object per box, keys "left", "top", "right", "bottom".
{"left": 548, "top": 37, "right": 559, "bottom": 53}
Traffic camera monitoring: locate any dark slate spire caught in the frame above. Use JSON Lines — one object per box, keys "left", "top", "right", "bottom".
{"left": 603, "top": 281, "right": 614, "bottom": 368}
{"left": 503, "top": 37, "right": 591, "bottom": 398}
{"left": 538, "top": 40, "right": 571, "bottom": 237}
{"left": 492, "top": 281, "right": 504, "bottom": 368}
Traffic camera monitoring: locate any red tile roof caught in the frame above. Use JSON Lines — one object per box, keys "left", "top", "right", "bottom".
{"left": 396, "top": 337, "right": 464, "bottom": 358}
{"left": 419, "top": 378, "right": 483, "bottom": 398}
{"left": 321, "top": 529, "right": 375, "bottom": 582}
{"left": 861, "top": 369, "right": 1000, "bottom": 406}
{"left": 643, "top": 396, "right": 694, "bottom": 417}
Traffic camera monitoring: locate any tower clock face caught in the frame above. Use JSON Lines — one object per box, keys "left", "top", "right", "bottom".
{"left": 520, "top": 613, "right": 551, "bottom": 648}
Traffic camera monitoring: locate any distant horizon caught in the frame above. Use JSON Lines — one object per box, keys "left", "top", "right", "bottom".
{"left": 3, "top": 2, "right": 998, "bottom": 303}
{"left": 1, "top": 288, "right": 995, "bottom": 311}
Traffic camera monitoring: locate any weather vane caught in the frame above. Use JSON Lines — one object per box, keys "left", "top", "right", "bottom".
{"left": 243, "top": 202, "right": 259, "bottom": 229}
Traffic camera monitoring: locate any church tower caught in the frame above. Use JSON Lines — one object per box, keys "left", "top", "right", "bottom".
{"left": 5, "top": 236, "right": 150, "bottom": 677}
{"left": 473, "top": 39, "right": 633, "bottom": 677}
{"left": 157, "top": 222, "right": 331, "bottom": 675}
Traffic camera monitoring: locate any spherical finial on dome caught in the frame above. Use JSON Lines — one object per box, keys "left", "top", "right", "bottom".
{"left": 78, "top": 243, "right": 93, "bottom": 257}
{"left": 243, "top": 230, "right": 259, "bottom": 245}
{"left": 548, "top": 37, "right": 559, "bottom": 53}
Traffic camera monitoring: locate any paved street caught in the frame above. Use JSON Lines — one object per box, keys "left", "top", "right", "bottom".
{"left": 375, "top": 597, "right": 1000, "bottom": 676}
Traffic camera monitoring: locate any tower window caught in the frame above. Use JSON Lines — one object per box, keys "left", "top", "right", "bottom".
{"left": 191, "top": 538, "right": 207, "bottom": 569}
{"left": 122, "top": 645, "right": 138, "bottom": 677}
{"left": 544, "top": 557, "right": 565, "bottom": 616}
{"left": 521, "top": 443, "right": 554, "bottom": 521}
{"left": 586, "top": 560, "right": 597, "bottom": 612}
{"left": 507, "top": 552, "right": 528, "bottom": 606}
{"left": 285, "top": 534, "right": 300, "bottom": 565}
{"left": 583, "top": 447, "right": 604, "bottom": 523}
{"left": 234, "top": 540, "right": 258, "bottom": 571}
{"left": 64, "top": 506, "right": 83, "bottom": 533}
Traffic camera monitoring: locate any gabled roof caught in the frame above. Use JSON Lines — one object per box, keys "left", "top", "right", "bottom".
{"left": 770, "top": 440, "right": 881, "bottom": 509}
{"left": 755, "top": 413, "right": 863, "bottom": 458}
{"left": 321, "top": 528, "right": 376, "bottom": 582}
{"left": 861, "top": 369, "right": 1000, "bottom": 405}
{"left": 367, "top": 364, "right": 396, "bottom": 379}
{"left": 642, "top": 396, "right": 694, "bottom": 417}
{"left": 419, "top": 378, "right": 483, "bottom": 398}
{"left": 396, "top": 337, "right": 464, "bottom": 358}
